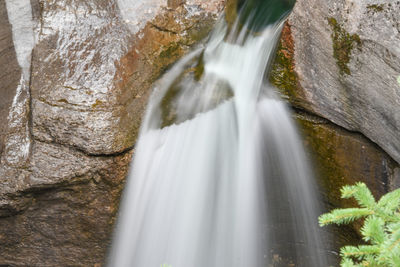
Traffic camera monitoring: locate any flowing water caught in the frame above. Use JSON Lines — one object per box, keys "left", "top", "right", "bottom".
{"left": 108, "top": 3, "right": 328, "bottom": 266}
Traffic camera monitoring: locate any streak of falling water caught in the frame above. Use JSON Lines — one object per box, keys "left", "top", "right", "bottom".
{"left": 108, "top": 3, "right": 328, "bottom": 267}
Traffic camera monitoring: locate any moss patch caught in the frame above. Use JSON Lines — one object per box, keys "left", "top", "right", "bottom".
{"left": 294, "top": 112, "right": 400, "bottom": 255}
{"left": 367, "top": 4, "right": 384, "bottom": 12}
{"left": 296, "top": 112, "right": 397, "bottom": 228}
{"left": 160, "top": 80, "right": 181, "bottom": 128}
{"left": 159, "top": 44, "right": 180, "bottom": 60}
{"left": 327, "top": 17, "right": 362, "bottom": 75}
{"left": 269, "top": 23, "right": 298, "bottom": 99}
{"left": 225, "top": 0, "right": 239, "bottom": 26}
{"left": 296, "top": 116, "right": 353, "bottom": 209}
{"left": 193, "top": 52, "right": 205, "bottom": 81}
{"left": 269, "top": 41, "right": 297, "bottom": 97}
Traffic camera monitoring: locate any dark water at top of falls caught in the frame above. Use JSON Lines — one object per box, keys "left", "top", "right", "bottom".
{"left": 236, "top": 0, "right": 295, "bottom": 31}
{"left": 107, "top": 1, "right": 331, "bottom": 266}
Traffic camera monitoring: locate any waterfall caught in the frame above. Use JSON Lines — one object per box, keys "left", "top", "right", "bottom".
{"left": 108, "top": 2, "right": 328, "bottom": 266}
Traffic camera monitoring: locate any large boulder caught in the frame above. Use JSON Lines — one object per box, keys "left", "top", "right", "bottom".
{"left": 271, "top": 0, "right": 400, "bottom": 165}
{"left": 270, "top": 0, "right": 400, "bottom": 256}
{"left": 0, "top": 0, "right": 225, "bottom": 266}
{"left": 270, "top": 0, "right": 400, "bottom": 198}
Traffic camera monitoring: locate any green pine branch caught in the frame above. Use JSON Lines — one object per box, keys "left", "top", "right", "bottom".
{"left": 340, "top": 182, "right": 376, "bottom": 208}
{"left": 319, "top": 182, "right": 400, "bottom": 267}
{"left": 319, "top": 208, "right": 373, "bottom": 226}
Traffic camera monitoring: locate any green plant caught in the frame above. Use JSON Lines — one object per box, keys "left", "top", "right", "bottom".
{"left": 319, "top": 182, "right": 400, "bottom": 266}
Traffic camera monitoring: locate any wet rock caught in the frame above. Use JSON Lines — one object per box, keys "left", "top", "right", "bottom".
{"left": 0, "top": 148, "right": 132, "bottom": 267}
{"left": 271, "top": 0, "right": 400, "bottom": 164}
{"left": 294, "top": 111, "right": 400, "bottom": 263}
{"left": 296, "top": 112, "right": 399, "bottom": 209}
{"left": 31, "top": 0, "right": 224, "bottom": 155}
{"left": 0, "top": 0, "right": 224, "bottom": 266}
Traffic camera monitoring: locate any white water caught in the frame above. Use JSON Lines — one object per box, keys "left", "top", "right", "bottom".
{"left": 108, "top": 15, "right": 327, "bottom": 267}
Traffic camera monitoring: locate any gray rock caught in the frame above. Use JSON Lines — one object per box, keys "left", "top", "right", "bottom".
{"left": 287, "top": 0, "right": 400, "bottom": 164}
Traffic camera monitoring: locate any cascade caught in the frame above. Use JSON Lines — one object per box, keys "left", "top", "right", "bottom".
{"left": 108, "top": 1, "right": 328, "bottom": 266}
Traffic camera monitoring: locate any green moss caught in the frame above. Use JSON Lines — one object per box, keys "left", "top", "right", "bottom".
{"left": 194, "top": 52, "right": 205, "bottom": 81}
{"left": 298, "top": 119, "right": 345, "bottom": 204}
{"left": 159, "top": 45, "right": 180, "bottom": 59}
{"left": 154, "top": 44, "right": 184, "bottom": 79}
{"left": 328, "top": 17, "right": 362, "bottom": 75}
{"left": 187, "top": 23, "right": 214, "bottom": 44}
{"left": 295, "top": 116, "right": 363, "bottom": 254}
{"left": 225, "top": 0, "right": 239, "bottom": 26}
{"left": 160, "top": 79, "right": 182, "bottom": 128}
{"left": 269, "top": 40, "right": 298, "bottom": 100}
{"left": 367, "top": 4, "right": 384, "bottom": 12}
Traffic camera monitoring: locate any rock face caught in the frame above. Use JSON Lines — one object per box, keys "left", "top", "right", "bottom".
{"left": 297, "top": 112, "right": 400, "bottom": 209}
{"left": 295, "top": 111, "right": 400, "bottom": 263}
{"left": 0, "top": 0, "right": 225, "bottom": 266}
{"left": 275, "top": 0, "right": 400, "bottom": 164}
{"left": 270, "top": 0, "right": 400, "bottom": 255}
{"left": 270, "top": 0, "right": 400, "bottom": 197}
